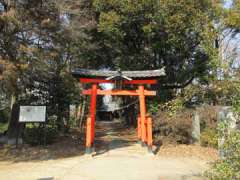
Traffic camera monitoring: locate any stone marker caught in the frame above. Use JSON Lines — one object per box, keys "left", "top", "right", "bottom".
{"left": 192, "top": 110, "right": 200, "bottom": 144}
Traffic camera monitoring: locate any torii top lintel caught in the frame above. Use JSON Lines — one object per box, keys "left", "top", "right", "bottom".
{"left": 72, "top": 68, "right": 165, "bottom": 85}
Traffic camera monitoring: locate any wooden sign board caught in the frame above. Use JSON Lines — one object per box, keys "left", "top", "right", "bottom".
{"left": 19, "top": 106, "right": 46, "bottom": 122}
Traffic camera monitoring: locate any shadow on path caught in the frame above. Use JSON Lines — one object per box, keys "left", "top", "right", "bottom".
{"left": 94, "top": 120, "right": 138, "bottom": 156}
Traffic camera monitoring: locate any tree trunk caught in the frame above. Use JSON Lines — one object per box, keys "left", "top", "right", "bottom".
{"left": 7, "top": 101, "right": 22, "bottom": 145}
{"left": 64, "top": 104, "right": 70, "bottom": 133}
{"left": 57, "top": 104, "right": 64, "bottom": 131}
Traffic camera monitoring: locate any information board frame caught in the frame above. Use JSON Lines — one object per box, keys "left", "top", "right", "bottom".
{"left": 19, "top": 106, "right": 46, "bottom": 123}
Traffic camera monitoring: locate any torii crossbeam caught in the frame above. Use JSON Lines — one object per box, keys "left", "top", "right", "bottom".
{"left": 72, "top": 68, "right": 165, "bottom": 154}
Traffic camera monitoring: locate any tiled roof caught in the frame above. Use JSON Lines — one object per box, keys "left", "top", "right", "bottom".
{"left": 72, "top": 68, "right": 165, "bottom": 79}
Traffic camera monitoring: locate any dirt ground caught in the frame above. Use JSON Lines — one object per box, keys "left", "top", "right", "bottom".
{"left": 0, "top": 121, "right": 218, "bottom": 180}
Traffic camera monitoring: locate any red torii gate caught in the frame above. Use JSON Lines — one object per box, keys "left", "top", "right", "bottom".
{"left": 72, "top": 68, "right": 165, "bottom": 154}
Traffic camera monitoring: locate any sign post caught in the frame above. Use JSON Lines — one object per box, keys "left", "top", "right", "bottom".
{"left": 18, "top": 106, "right": 47, "bottom": 147}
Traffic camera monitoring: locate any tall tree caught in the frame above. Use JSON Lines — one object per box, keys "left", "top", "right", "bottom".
{"left": 82, "top": 0, "right": 219, "bottom": 88}
{"left": 0, "top": 0, "right": 81, "bottom": 141}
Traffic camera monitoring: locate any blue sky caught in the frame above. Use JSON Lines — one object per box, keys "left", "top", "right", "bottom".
{"left": 224, "top": 0, "right": 233, "bottom": 8}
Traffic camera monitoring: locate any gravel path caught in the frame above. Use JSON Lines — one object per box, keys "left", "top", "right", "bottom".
{"left": 0, "top": 121, "right": 213, "bottom": 180}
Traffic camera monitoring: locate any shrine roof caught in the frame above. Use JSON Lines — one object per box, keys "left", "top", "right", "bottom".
{"left": 72, "top": 68, "right": 165, "bottom": 79}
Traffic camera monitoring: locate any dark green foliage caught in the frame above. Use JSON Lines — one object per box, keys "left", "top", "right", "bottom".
{"left": 0, "top": 108, "right": 10, "bottom": 123}
{"left": 86, "top": 0, "right": 219, "bottom": 89}
{"left": 0, "top": 122, "right": 8, "bottom": 133}
{"left": 23, "top": 125, "right": 58, "bottom": 145}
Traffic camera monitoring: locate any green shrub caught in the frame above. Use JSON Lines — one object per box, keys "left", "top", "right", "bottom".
{"left": 148, "top": 100, "right": 159, "bottom": 115}
{"left": 206, "top": 128, "right": 240, "bottom": 179}
{"left": 0, "top": 122, "right": 8, "bottom": 134}
{"left": 200, "top": 127, "right": 218, "bottom": 148}
{"left": 162, "top": 98, "right": 184, "bottom": 117}
{"left": 0, "top": 108, "right": 10, "bottom": 123}
{"left": 23, "top": 125, "right": 58, "bottom": 145}
{"left": 68, "top": 116, "right": 77, "bottom": 128}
